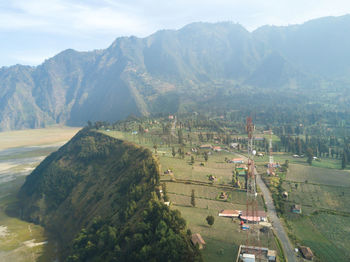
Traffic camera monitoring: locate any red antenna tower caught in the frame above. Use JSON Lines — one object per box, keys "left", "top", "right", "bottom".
{"left": 244, "top": 117, "right": 261, "bottom": 259}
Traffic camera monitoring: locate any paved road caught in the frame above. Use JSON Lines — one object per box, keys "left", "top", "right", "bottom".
{"left": 236, "top": 151, "right": 297, "bottom": 261}
{"left": 255, "top": 169, "right": 297, "bottom": 262}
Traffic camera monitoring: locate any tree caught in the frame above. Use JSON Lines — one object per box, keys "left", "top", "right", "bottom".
{"left": 178, "top": 129, "right": 184, "bottom": 145}
{"left": 162, "top": 183, "right": 169, "bottom": 202}
{"left": 306, "top": 148, "right": 313, "bottom": 165}
{"left": 232, "top": 172, "right": 239, "bottom": 187}
{"left": 342, "top": 152, "right": 347, "bottom": 169}
{"left": 198, "top": 132, "right": 204, "bottom": 142}
{"left": 172, "top": 147, "right": 176, "bottom": 157}
{"left": 191, "top": 189, "right": 196, "bottom": 207}
{"left": 204, "top": 152, "right": 208, "bottom": 162}
{"left": 206, "top": 215, "right": 215, "bottom": 227}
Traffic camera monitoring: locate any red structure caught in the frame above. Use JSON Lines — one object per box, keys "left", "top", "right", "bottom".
{"left": 244, "top": 117, "right": 262, "bottom": 259}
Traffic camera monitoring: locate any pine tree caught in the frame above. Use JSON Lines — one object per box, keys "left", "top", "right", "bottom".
{"left": 342, "top": 152, "right": 347, "bottom": 169}
{"left": 306, "top": 148, "right": 313, "bottom": 165}
{"left": 162, "top": 183, "right": 169, "bottom": 202}
{"left": 178, "top": 129, "right": 183, "bottom": 145}
{"left": 204, "top": 152, "right": 208, "bottom": 162}
{"left": 191, "top": 189, "right": 196, "bottom": 207}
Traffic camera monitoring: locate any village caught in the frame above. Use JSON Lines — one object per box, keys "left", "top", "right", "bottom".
{"left": 101, "top": 114, "right": 346, "bottom": 262}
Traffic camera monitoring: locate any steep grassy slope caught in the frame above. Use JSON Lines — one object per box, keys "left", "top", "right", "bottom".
{"left": 19, "top": 129, "right": 202, "bottom": 261}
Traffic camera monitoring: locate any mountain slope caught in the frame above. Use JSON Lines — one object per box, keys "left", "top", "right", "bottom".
{"left": 1, "top": 16, "right": 350, "bottom": 130}
{"left": 19, "top": 129, "right": 202, "bottom": 261}
{"left": 253, "top": 15, "right": 350, "bottom": 77}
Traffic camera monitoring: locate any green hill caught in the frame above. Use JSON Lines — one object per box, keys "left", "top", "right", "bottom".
{"left": 19, "top": 129, "right": 202, "bottom": 261}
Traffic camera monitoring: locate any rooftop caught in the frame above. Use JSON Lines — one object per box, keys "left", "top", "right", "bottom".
{"left": 241, "top": 210, "right": 267, "bottom": 217}
{"left": 191, "top": 233, "right": 205, "bottom": 245}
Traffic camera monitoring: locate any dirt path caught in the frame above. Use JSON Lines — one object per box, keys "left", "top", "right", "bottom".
{"left": 255, "top": 169, "right": 297, "bottom": 262}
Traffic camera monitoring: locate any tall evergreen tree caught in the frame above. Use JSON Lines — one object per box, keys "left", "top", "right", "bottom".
{"left": 342, "top": 152, "right": 348, "bottom": 169}
{"left": 306, "top": 148, "right": 313, "bottom": 165}
{"left": 191, "top": 189, "right": 196, "bottom": 207}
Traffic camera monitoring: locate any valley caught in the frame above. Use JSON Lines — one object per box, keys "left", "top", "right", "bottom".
{"left": 1, "top": 3, "right": 350, "bottom": 262}
{"left": 0, "top": 127, "right": 80, "bottom": 262}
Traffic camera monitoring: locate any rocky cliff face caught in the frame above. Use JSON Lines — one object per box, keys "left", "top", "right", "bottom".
{"left": 2, "top": 16, "right": 350, "bottom": 130}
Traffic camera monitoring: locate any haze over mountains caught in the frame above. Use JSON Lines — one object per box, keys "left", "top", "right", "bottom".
{"left": 1, "top": 15, "right": 350, "bottom": 130}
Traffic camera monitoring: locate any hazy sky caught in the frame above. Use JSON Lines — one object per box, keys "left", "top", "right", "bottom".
{"left": 1, "top": 0, "right": 350, "bottom": 66}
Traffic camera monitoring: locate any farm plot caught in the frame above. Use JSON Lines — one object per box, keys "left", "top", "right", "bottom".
{"left": 166, "top": 183, "right": 265, "bottom": 210}
{"left": 286, "top": 164, "right": 350, "bottom": 187}
{"left": 160, "top": 154, "right": 236, "bottom": 184}
{"left": 167, "top": 183, "right": 246, "bottom": 203}
{"left": 289, "top": 214, "right": 350, "bottom": 262}
{"left": 283, "top": 181, "right": 350, "bottom": 213}
{"left": 168, "top": 193, "right": 246, "bottom": 211}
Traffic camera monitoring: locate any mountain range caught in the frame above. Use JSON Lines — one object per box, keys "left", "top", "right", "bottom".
{"left": 1, "top": 15, "right": 350, "bottom": 130}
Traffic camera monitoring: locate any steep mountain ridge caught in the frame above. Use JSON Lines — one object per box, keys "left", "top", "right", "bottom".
{"left": 1, "top": 15, "right": 350, "bottom": 130}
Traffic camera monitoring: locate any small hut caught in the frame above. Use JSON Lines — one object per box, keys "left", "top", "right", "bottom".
{"left": 191, "top": 233, "right": 206, "bottom": 249}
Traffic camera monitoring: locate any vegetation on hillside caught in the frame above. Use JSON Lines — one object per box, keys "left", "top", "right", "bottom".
{"left": 19, "top": 129, "right": 202, "bottom": 261}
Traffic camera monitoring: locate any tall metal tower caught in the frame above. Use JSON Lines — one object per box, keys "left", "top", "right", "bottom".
{"left": 245, "top": 117, "right": 260, "bottom": 249}
{"left": 268, "top": 129, "right": 274, "bottom": 175}
{"left": 246, "top": 117, "right": 256, "bottom": 197}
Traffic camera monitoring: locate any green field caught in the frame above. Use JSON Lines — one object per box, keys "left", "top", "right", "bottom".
{"left": 0, "top": 177, "right": 56, "bottom": 262}
{"left": 175, "top": 206, "right": 277, "bottom": 262}
{"left": 160, "top": 153, "right": 238, "bottom": 184}
{"left": 286, "top": 164, "right": 350, "bottom": 186}
{"left": 255, "top": 153, "right": 342, "bottom": 170}
{"left": 166, "top": 182, "right": 264, "bottom": 211}
{"left": 103, "top": 129, "right": 278, "bottom": 262}
{"left": 283, "top": 181, "right": 350, "bottom": 214}
{"left": 288, "top": 214, "right": 350, "bottom": 262}
{"left": 276, "top": 162, "right": 350, "bottom": 261}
